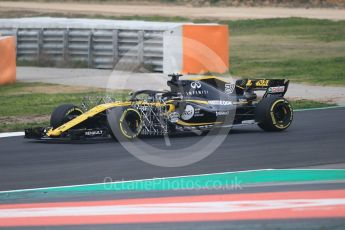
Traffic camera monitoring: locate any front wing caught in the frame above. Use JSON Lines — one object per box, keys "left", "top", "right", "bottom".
{"left": 25, "top": 127, "right": 110, "bottom": 141}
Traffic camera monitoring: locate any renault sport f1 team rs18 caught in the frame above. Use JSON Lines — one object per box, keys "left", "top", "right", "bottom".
{"left": 25, "top": 74, "right": 293, "bottom": 141}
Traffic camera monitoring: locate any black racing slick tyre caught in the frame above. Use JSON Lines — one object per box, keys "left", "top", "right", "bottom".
{"left": 50, "top": 104, "right": 83, "bottom": 129}
{"left": 255, "top": 97, "right": 293, "bottom": 132}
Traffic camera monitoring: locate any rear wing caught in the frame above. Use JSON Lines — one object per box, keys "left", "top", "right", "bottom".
{"left": 235, "top": 79, "right": 289, "bottom": 97}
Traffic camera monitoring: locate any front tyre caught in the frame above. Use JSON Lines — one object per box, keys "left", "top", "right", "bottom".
{"left": 50, "top": 104, "right": 83, "bottom": 129}
{"left": 107, "top": 107, "right": 143, "bottom": 141}
{"left": 255, "top": 97, "right": 293, "bottom": 132}
{"left": 119, "top": 108, "right": 143, "bottom": 139}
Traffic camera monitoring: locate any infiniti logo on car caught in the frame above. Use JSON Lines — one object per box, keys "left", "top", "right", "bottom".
{"left": 191, "top": 81, "right": 202, "bottom": 89}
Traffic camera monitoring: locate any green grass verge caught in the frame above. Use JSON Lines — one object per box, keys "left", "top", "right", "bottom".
{"left": 226, "top": 18, "right": 345, "bottom": 85}
{"left": 291, "top": 99, "right": 337, "bottom": 110}
{"left": 0, "top": 92, "right": 99, "bottom": 117}
{"left": 224, "top": 18, "right": 345, "bottom": 42}
{"left": 0, "top": 82, "right": 128, "bottom": 132}
{"left": 0, "top": 83, "right": 106, "bottom": 117}
{"left": 0, "top": 82, "right": 337, "bottom": 132}
{"left": 0, "top": 121, "right": 50, "bottom": 133}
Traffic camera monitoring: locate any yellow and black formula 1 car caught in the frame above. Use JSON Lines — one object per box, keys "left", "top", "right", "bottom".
{"left": 25, "top": 74, "right": 293, "bottom": 141}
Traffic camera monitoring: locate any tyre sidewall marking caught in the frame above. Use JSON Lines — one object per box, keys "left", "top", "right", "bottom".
{"left": 66, "top": 108, "right": 83, "bottom": 116}
{"left": 270, "top": 99, "right": 293, "bottom": 129}
{"left": 119, "top": 108, "right": 143, "bottom": 139}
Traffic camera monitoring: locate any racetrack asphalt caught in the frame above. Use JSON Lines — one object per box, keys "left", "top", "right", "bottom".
{"left": 0, "top": 107, "right": 344, "bottom": 191}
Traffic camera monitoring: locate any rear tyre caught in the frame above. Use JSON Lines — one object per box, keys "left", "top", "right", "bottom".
{"left": 50, "top": 104, "right": 83, "bottom": 129}
{"left": 255, "top": 97, "right": 293, "bottom": 132}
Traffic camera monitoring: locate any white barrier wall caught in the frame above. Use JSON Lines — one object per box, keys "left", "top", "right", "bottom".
{"left": 0, "top": 18, "right": 228, "bottom": 74}
{"left": 163, "top": 26, "right": 183, "bottom": 74}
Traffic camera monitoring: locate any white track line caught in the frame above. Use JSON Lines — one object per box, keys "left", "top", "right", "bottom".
{"left": 0, "top": 132, "right": 24, "bottom": 138}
